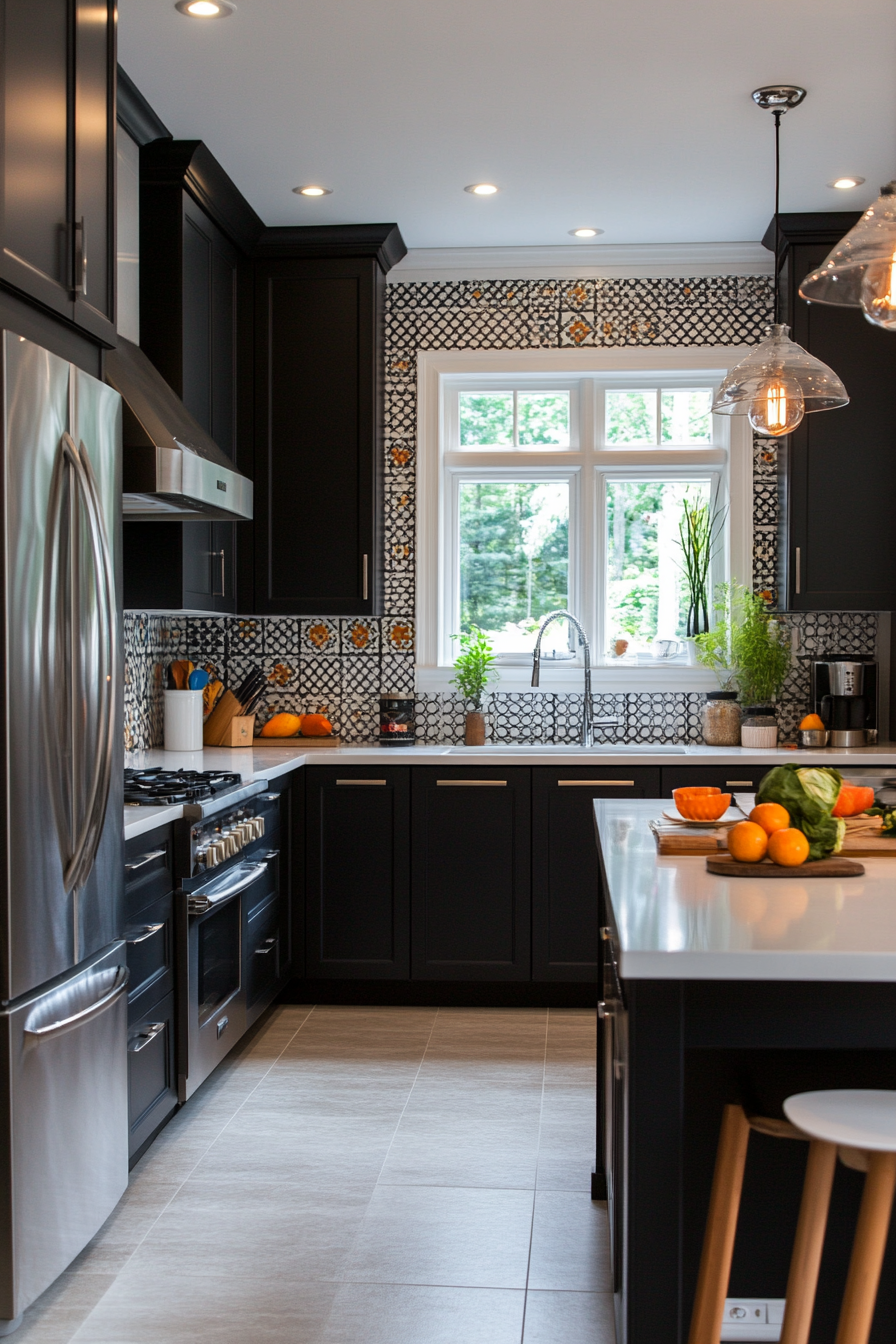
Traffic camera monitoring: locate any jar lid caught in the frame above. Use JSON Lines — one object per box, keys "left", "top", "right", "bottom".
{"left": 705, "top": 690, "right": 738, "bottom": 700}
{"left": 379, "top": 692, "right": 414, "bottom": 701}
{"left": 742, "top": 704, "right": 776, "bottom": 716}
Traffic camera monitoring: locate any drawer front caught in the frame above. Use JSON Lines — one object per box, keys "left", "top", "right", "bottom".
{"left": 127, "top": 989, "right": 177, "bottom": 1160}
{"left": 125, "top": 827, "right": 175, "bottom": 921}
{"left": 661, "top": 766, "right": 761, "bottom": 798}
{"left": 125, "top": 891, "right": 174, "bottom": 1024}
{"left": 246, "top": 895, "right": 280, "bottom": 1009}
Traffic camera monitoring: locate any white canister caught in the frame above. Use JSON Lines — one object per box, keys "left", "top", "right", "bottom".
{"left": 740, "top": 725, "right": 779, "bottom": 749}
{"left": 164, "top": 689, "right": 204, "bottom": 751}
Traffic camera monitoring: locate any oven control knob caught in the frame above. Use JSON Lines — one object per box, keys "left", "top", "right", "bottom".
{"left": 222, "top": 831, "right": 239, "bottom": 857}
{"left": 210, "top": 841, "right": 227, "bottom": 866}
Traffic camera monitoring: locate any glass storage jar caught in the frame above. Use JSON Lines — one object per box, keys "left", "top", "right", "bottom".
{"left": 740, "top": 705, "right": 778, "bottom": 749}
{"left": 702, "top": 691, "right": 741, "bottom": 746}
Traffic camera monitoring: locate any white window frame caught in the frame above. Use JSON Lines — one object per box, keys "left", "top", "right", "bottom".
{"left": 416, "top": 348, "right": 754, "bottom": 692}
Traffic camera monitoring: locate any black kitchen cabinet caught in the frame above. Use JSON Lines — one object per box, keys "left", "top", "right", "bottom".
{"left": 125, "top": 146, "right": 249, "bottom": 613}
{"left": 411, "top": 768, "right": 531, "bottom": 981}
{"left": 661, "top": 765, "right": 761, "bottom": 797}
{"left": 770, "top": 212, "right": 896, "bottom": 610}
{"left": 305, "top": 767, "right": 410, "bottom": 979}
{"left": 532, "top": 767, "right": 660, "bottom": 982}
{"left": 0, "top": 0, "right": 116, "bottom": 343}
{"left": 125, "top": 825, "right": 178, "bottom": 1162}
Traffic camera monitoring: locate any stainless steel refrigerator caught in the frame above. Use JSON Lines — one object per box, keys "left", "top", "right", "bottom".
{"left": 0, "top": 332, "right": 126, "bottom": 1334}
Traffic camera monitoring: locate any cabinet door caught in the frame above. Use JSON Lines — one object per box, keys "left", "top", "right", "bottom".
{"left": 252, "top": 257, "right": 382, "bottom": 615}
{"left": 127, "top": 989, "right": 177, "bottom": 1161}
{"left": 305, "top": 768, "right": 409, "bottom": 979}
{"left": 0, "top": 0, "right": 72, "bottom": 319}
{"left": 71, "top": 0, "right": 115, "bottom": 341}
{"left": 532, "top": 767, "right": 660, "bottom": 983}
{"left": 782, "top": 240, "right": 896, "bottom": 610}
{"left": 411, "top": 768, "right": 531, "bottom": 981}
{"left": 661, "top": 765, "right": 762, "bottom": 797}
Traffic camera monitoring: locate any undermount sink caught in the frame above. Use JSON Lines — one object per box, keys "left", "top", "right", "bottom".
{"left": 443, "top": 743, "right": 687, "bottom": 755}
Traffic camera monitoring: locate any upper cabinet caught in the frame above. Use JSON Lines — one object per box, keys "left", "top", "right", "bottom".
{"left": 0, "top": 0, "right": 116, "bottom": 344}
{"left": 773, "top": 212, "right": 896, "bottom": 611}
{"left": 243, "top": 225, "right": 406, "bottom": 617}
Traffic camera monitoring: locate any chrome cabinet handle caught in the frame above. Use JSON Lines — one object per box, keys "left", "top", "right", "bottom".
{"left": 25, "top": 967, "right": 129, "bottom": 1042}
{"left": 209, "top": 549, "right": 226, "bottom": 597}
{"left": 336, "top": 779, "right": 386, "bottom": 786}
{"left": 125, "top": 923, "right": 164, "bottom": 945}
{"left": 125, "top": 849, "right": 166, "bottom": 875}
{"left": 254, "top": 938, "right": 277, "bottom": 957}
{"left": 559, "top": 780, "right": 635, "bottom": 787}
{"left": 795, "top": 546, "right": 801, "bottom": 595}
{"left": 436, "top": 780, "right": 507, "bottom": 787}
{"left": 73, "top": 217, "right": 86, "bottom": 294}
{"left": 362, "top": 553, "right": 368, "bottom": 601}
{"left": 128, "top": 1022, "right": 165, "bottom": 1054}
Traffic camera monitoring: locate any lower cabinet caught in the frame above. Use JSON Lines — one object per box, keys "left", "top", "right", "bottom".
{"left": 127, "top": 991, "right": 177, "bottom": 1162}
{"left": 411, "top": 768, "right": 531, "bottom": 981}
{"left": 305, "top": 767, "right": 410, "bottom": 979}
{"left": 660, "top": 765, "right": 762, "bottom": 796}
{"left": 531, "top": 767, "right": 661, "bottom": 982}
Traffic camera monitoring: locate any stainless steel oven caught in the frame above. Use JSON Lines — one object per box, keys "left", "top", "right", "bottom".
{"left": 174, "top": 780, "right": 281, "bottom": 1102}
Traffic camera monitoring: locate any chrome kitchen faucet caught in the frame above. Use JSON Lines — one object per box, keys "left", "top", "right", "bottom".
{"left": 530, "top": 610, "right": 620, "bottom": 748}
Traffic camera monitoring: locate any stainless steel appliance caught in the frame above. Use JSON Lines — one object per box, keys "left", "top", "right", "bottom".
{"left": 174, "top": 781, "right": 282, "bottom": 1102}
{"left": 811, "top": 657, "right": 878, "bottom": 747}
{"left": 0, "top": 333, "right": 125, "bottom": 1334}
{"left": 105, "top": 337, "right": 253, "bottom": 522}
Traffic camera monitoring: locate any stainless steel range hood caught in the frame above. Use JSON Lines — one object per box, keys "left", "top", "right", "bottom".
{"left": 105, "top": 337, "right": 253, "bottom": 522}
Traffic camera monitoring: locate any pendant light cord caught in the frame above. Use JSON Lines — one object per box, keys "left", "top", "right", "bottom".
{"left": 773, "top": 109, "right": 782, "bottom": 325}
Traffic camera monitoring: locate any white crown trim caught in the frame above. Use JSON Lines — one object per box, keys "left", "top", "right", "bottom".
{"left": 388, "top": 242, "right": 773, "bottom": 283}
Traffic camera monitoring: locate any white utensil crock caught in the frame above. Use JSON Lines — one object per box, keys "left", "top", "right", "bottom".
{"left": 164, "top": 689, "right": 204, "bottom": 751}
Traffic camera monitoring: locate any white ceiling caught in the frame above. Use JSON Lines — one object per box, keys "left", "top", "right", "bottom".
{"left": 119, "top": 0, "right": 896, "bottom": 252}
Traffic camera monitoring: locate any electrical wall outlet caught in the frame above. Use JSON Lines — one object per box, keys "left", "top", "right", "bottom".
{"left": 721, "top": 1299, "right": 786, "bottom": 1341}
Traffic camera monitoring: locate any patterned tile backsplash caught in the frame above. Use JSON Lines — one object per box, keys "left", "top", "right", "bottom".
{"left": 123, "top": 272, "right": 880, "bottom": 751}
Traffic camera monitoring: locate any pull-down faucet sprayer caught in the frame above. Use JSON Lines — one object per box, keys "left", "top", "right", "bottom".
{"left": 531, "top": 610, "right": 619, "bottom": 748}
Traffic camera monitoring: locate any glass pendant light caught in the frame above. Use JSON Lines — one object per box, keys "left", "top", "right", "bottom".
{"left": 799, "top": 181, "right": 896, "bottom": 330}
{"left": 712, "top": 87, "right": 849, "bottom": 437}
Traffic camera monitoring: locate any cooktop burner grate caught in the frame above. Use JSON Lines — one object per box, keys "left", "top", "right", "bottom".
{"left": 124, "top": 767, "right": 244, "bottom": 806}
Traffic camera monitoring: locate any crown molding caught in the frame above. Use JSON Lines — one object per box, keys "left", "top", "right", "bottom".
{"left": 388, "top": 241, "right": 774, "bottom": 283}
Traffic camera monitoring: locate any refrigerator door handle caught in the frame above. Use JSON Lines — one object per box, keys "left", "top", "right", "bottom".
{"left": 23, "top": 966, "right": 129, "bottom": 1043}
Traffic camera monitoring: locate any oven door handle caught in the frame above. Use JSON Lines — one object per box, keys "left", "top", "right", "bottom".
{"left": 188, "top": 861, "right": 268, "bottom": 914}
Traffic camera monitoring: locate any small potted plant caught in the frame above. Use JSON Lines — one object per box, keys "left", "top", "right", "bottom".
{"left": 451, "top": 626, "right": 497, "bottom": 745}
{"left": 696, "top": 584, "right": 790, "bottom": 745}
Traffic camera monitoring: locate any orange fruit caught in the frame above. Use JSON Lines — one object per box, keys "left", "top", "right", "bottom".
{"left": 300, "top": 713, "right": 333, "bottom": 737}
{"left": 767, "top": 828, "right": 810, "bottom": 867}
{"left": 727, "top": 821, "right": 769, "bottom": 863}
{"left": 260, "top": 712, "right": 302, "bottom": 738}
{"left": 799, "top": 713, "right": 825, "bottom": 731}
{"left": 749, "top": 802, "right": 790, "bottom": 836}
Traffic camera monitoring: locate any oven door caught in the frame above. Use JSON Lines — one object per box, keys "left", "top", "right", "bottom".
{"left": 179, "top": 860, "right": 270, "bottom": 1102}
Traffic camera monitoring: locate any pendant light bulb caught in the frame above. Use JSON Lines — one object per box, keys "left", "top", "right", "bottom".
{"left": 860, "top": 248, "right": 896, "bottom": 330}
{"left": 748, "top": 373, "right": 805, "bottom": 436}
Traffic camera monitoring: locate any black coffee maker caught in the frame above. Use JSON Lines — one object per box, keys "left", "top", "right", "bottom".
{"left": 811, "top": 657, "right": 878, "bottom": 747}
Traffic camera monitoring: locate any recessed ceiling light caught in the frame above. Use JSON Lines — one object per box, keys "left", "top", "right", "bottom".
{"left": 569, "top": 227, "right": 604, "bottom": 238}
{"left": 829, "top": 176, "right": 865, "bottom": 190}
{"left": 175, "top": 0, "right": 235, "bottom": 16}
{"left": 293, "top": 185, "right": 333, "bottom": 197}
{"left": 465, "top": 183, "right": 499, "bottom": 196}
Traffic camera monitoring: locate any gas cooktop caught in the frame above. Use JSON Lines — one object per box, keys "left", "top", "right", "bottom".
{"left": 124, "top": 768, "right": 244, "bottom": 806}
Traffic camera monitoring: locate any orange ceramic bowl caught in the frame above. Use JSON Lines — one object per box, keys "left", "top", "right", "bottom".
{"left": 673, "top": 788, "right": 732, "bottom": 821}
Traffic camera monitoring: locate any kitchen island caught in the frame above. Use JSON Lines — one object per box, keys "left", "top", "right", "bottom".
{"left": 594, "top": 799, "right": 896, "bottom": 1344}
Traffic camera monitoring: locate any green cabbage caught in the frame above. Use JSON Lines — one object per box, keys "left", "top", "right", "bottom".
{"left": 755, "top": 764, "right": 845, "bottom": 860}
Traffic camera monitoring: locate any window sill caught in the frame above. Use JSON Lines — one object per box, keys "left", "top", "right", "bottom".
{"left": 416, "top": 665, "right": 720, "bottom": 694}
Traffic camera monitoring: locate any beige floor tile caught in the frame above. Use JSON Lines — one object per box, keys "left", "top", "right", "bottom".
{"left": 321, "top": 1283, "right": 525, "bottom": 1344}
{"left": 379, "top": 1136, "right": 539, "bottom": 1190}
{"left": 535, "top": 1155, "right": 594, "bottom": 1192}
{"left": 192, "top": 1112, "right": 396, "bottom": 1187}
{"left": 68, "top": 1269, "right": 338, "bottom": 1344}
{"left": 342, "top": 1185, "right": 534, "bottom": 1289}
{"left": 527, "top": 1192, "right": 612, "bottom": 1292}
{"left": 10, "top": 1273, "right": 116, "bottom": 1344}
{"left": 523, "top": 1289, "right": 616, "bottom": 1343}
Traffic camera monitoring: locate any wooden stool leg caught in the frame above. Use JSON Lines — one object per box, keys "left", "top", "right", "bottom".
{"left": 688, "top": 1104, "right": 751, "bottom": 1344}
{"left": 834, "top": 1150, "right": 896, "bottom": 1344}
{"left": 779, "top": 1139, "right": 838, "bottom": 1344}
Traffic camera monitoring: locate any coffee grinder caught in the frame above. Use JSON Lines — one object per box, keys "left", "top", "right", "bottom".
{"left": 811, "top": 657, "right": 878, "bottom": 747}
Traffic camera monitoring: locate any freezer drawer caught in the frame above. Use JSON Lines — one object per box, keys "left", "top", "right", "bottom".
{"left": 0, "top": 943, "right": 128, "bottom": 1325}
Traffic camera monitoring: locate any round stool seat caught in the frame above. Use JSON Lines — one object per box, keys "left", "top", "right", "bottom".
{"left": 784, "top": 1090, "right": 896, "bottom": 1152}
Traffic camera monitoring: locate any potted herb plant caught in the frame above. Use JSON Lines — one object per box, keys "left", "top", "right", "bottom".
{"left": 451, "top": 626, "right": 497, "bottom": 745}
{"left": 695, "top": 584, "right": 790, "bottom": 746}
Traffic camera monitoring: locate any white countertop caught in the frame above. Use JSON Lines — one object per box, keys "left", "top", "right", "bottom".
{"left": 123, "top": 743, "right": 896, "bottom": 843}
{"left": 594, "top": 799, "right": 896, "bottom": 983}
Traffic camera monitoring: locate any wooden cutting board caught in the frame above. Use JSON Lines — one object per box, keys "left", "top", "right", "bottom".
{"left": 706, "top": 854, "right": 865, "bottom": 878}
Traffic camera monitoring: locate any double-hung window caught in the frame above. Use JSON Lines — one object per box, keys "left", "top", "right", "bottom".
{"left": 416, "top": 350, "right": 753, "bottom": 688}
